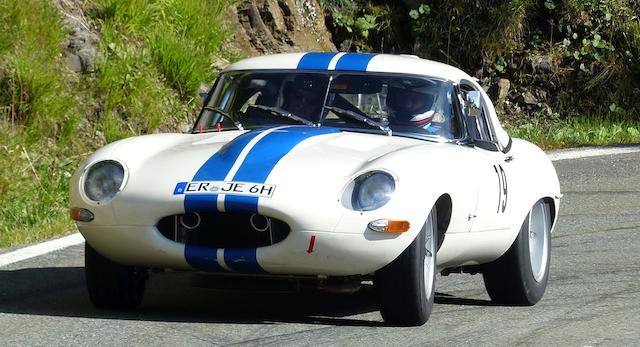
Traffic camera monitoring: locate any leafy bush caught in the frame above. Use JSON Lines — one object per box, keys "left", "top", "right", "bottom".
{"left": 322, "top": 0, "right": 393, "bottom": 52}
{"left": 323, "top": 0, "right": 640, "bottom": 123}
{"left": 554, "top": 0, "right": 640, "bottom": 115}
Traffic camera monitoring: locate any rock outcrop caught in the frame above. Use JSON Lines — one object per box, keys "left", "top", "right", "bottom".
{"left": 54, "top": 0, "right": 99, "bottom": 73}
{"left": 229, "top": 0, "right": 336, "bottom": 55}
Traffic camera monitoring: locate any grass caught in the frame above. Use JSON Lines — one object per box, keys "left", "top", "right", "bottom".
{"left": 0, "top": 1, "right": 80, "bottom": 143}
{"left": 506, "top": 117, "right": 640, "bottom": 150}
{"left": 0, "top": 0, "right": 236, "bottom": 248}
{"left": 92, "top": 0, "right": 238, "bottom": 141}
{"left": 0, "top": 131, "right": 83, "bottom": 248}
{"left": 0, "top": 0, "right": 84, "bottom": 248}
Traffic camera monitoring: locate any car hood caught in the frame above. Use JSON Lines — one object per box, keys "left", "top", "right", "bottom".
{"left": 94, "top": 126, "right": 440, "bottom": 228}
{"left": 117, "top": 125, "right": 426, "bottom": 182}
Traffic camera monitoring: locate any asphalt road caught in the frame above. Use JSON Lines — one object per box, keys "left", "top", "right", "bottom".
{"left": 1, "top": 152, "right": 639, "bottom": 346}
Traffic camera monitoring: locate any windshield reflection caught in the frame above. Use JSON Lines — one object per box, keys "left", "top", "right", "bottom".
{"left": 195, "top": 71, "right": 461, "bottom": 141}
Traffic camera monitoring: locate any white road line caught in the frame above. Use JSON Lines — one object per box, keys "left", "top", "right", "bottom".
{"left": 548, "top": 145, "right": 640, "bottom": 161}
{"left": 0, "top": 232, "right": 84, "bottom": 268}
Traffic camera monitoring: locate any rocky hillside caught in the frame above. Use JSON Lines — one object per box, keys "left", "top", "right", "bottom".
{"left": 229, "top": 0, "right": 335, "bottom": 54}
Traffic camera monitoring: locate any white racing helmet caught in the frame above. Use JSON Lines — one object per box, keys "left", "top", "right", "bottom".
{"left": 386, "top": 80, "right": 440, "bottom": 126}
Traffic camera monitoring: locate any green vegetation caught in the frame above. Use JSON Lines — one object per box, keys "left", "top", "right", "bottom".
{"left": 508, "top": 117, "right": 640, "bottom": 149}
{"left": 323, "top": 0, "right": 640, "bottom": 146}
{"left": 323, "top": 0, "right": 640, "bottom": 124}
{"left": 0, "top": 0, "right": 236, "bottom": 248}
{"left": 91, "top": 0, "right": 237, "bottom": 142}
{"left": 0, "top": 0, "right": 83, "bottom": 247}
{"left": 323, "top": 1, "right": 394, "bottom": 52}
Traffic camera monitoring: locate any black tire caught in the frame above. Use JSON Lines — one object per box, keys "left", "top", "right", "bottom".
{"left": 85, "top": 243, "right": 147, "bottom": 309}
{"left": 374, "top": 207, "right": 437, "bottom": 326}
{"left": 483, "top": 200, "right": 551, "bottom": 305}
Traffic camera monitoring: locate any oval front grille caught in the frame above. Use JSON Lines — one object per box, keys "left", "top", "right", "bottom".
{"left": 156, "top": 212, "right": 290, "bottom": 248}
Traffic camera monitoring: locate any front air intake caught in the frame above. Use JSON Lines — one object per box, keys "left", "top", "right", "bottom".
{"left": 156, "top": 212, "right": 290, "bottom": 248}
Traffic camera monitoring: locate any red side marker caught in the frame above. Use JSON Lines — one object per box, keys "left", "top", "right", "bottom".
{"left": 307, "top": 235, "right": 316, "bottom": 254}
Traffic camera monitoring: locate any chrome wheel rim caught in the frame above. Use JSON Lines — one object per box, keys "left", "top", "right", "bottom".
{"left": 424, "top": 213, "right": 436, "bottom": 297}
{"left": 528, "top": 201, "right": 550, "bottom": 282}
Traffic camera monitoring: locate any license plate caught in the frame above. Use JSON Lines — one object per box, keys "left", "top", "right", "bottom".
{"left": 176, "top": 181, "right": 276, "bottom": 198}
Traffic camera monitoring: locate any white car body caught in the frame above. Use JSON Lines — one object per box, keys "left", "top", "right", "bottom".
{"left": 71, "top": 52, "right": 561, "bottom": 279}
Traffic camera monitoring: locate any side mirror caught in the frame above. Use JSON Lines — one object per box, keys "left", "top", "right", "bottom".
{"left": 461, "top": 90, "right": 495, "bottom": 150}
{"left": 464, "top": 91, "right": 482, "bottom": 117}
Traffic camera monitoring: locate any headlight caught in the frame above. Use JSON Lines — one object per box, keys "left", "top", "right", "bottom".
{"left": 83, "top": 160, "right": 126, "bottom": 202}
{"left": 352, "top": 171, "right": 395, "bottom": 211}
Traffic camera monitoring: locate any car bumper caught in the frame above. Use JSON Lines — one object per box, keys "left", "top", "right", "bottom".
{"left": 78, "top": 223, "right": 415, "bottom": 276}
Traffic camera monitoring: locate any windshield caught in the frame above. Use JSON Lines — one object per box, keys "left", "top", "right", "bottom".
{"left": 194, "top": 71, "right": 462, "bottom": 140}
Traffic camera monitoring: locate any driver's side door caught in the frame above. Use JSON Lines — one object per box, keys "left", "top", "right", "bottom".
{"left": 459, "top": 83, "right": 512, "bottom": 233}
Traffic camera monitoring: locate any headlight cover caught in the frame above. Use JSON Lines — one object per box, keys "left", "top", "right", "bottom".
{"left": 352, "top": 171, "right": 395, "bottom": 211}
{"left": 83, "top": 160, "right": 126, "bottom": 202}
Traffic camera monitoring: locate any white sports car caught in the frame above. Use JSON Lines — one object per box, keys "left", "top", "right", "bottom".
{"left": 70, "top": 52, "right": 561, "bottom": 326}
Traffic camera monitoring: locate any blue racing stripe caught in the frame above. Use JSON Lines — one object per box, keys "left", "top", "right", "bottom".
{"left": 224, "top": 126, "right": 339, "bottom": 213}
{"left": 182, "top": 127, "right": 339, "bottom": 274}
{"left": 184, "top": 130, "right": 264, "bottom": 213}
{"left": 185, "top": 244, "right": 224, "bottom": 271}
{"left": 297, "top": 52, "right": 338, "bottom": 70}
{"left": 224, "top": 248, "right": 265, "bottom": 273}
{"left": 223, "top": 195, "right": 259, "bottom": 214}
{"left": 335, "top": 53, "right": 376, "bottom": 71}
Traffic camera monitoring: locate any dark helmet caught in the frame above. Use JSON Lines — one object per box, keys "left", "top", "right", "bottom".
{"left": 291, "top": 74, "right": 326, "bottom": 92}
{"left": 281, "top": 74, "right": 327, "bottom": 120}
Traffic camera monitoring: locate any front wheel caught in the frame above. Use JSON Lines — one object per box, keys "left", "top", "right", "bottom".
{"left": 483, "top": 199, "right": 552, "bottom": 305}
{"left": 85, "top": 243, "right": 147, "bottom": 309}
{"left": 374, "top": 207, "right": 437, "bottom": 326}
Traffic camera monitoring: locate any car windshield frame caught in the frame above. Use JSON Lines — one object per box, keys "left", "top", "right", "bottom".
{"left": 193, "top": 70, "right": 465, "bottom": 143}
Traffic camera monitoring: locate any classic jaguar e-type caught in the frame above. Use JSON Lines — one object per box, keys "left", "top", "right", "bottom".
{"left": 70, "top": 52, "right": 561, "bottom": 326}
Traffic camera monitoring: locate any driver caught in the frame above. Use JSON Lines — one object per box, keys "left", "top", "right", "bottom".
{"left": 281, "top": 74, "right": 327, "bottom": 121}
{"left": 386, "top": 81, "right": 450, "bottom": 136}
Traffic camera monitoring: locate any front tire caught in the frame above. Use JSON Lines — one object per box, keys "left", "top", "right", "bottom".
{"left": 483, "top": 199, "right": 551, "bottom": 305}
{"left": 85, "top": 243, "right": 147, "bottom": 309}
{"left": 374, "top": 207, "right": 437, "bottom": 326}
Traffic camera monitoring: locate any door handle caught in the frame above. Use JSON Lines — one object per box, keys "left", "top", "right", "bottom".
{"left": 504, "top": 155, "right": 514, "bottom": 162}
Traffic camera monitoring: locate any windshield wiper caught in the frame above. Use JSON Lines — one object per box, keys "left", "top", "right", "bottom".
{"left": 202, "top": 106, "right": 243, "bottom": 131}
{"left": 249, "top": 105, "right": 315, "bottom": 127}
{"left": 323, "top": 106, "right": 391, "bottom": 136}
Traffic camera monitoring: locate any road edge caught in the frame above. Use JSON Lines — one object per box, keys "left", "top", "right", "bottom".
{"left": 546, "top": 144, "right": 640, "bottom": 161}
{"left": 0, "top": 232, "right": 84, "bottom": 267}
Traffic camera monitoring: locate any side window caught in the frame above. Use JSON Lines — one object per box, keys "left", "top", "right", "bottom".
{"left": 460, "top": 85, "right": 494, "bottom": 142}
